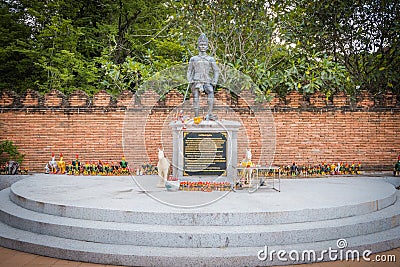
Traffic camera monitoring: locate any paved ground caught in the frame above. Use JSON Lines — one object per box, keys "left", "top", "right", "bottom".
{"left": 0, "top": 246, "right": 399, "bottom": 267}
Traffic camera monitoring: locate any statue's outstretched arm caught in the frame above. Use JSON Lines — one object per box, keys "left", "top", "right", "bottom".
{"left": 187, "top": 58, "right": 194, "bottom": 83}
{"left": 210, "top": 58, "right": 219, "bottom": 86}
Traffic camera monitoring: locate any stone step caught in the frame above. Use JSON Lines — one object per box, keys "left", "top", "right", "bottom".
{"left": 1, "top": 188, "right": 399, "bottom": 248}
{"left": 9, "top": 177, "right": 397, "bottom": 226}
{"left": 0, "top": 219, "right": 399, "bottom": 267}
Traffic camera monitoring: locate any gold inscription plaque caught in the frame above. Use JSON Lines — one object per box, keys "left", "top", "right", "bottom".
{"left": 183, "top": 132, "right": 227, "bottom": 176}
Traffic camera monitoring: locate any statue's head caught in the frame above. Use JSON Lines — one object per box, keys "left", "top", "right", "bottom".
{"left": 197, "top": 33, "right": 208, "bottom": 52}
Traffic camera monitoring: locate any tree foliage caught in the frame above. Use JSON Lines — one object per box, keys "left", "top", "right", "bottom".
{"left": 0, "top": 0, "right": 398, "bottom": 100}
{"left": 282, "top": 0, "right": 399, "bottom": 97}
{"left": 0, "top": 140, "right": 25, "bottom": 164}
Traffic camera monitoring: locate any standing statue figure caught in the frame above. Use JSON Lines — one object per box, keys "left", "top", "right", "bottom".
{"left": 187, "top": 33, "right": 219, "bottom": 121}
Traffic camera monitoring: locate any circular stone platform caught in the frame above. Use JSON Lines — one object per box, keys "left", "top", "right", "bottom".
{"left": 0, "top": 174, "right": 399, "bottom": 266}
{"left": 8, "top": 174, "right": 397, "bottom": 225}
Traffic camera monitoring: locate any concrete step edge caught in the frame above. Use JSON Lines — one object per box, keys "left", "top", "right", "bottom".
{"left": 0, "top": 221, "right": 399, "bottom": 266}
{"left": 1, "top": 189, "right": 400, "bottom": 247}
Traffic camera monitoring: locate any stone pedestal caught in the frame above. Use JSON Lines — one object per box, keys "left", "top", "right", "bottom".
{"left": 169, "top": 119, "right": 241, "bottom": 181}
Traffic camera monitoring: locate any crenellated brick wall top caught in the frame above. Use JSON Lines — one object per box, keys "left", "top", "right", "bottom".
{"left": 21, "top": 89, "right": 42, "bottom": 107}
{"left": 285, "top": 91, "right": 302, "bottom": 108}
{"left": 0, "top": 90, "right": 18, "bottom": 107}
{"left": 44, "top": 89, "right": 67, "bottom": 107}
{"left": 69, "top": 90, "right": 90, "bottom": 107}
{"left": 93, "top": 90, "right": 113, "bottom": 107}
{"left": 117, "top": 90, "right": 134, "bottom": 107}
{"left": 0, "top": 89, "right": 398, "bottom": 111}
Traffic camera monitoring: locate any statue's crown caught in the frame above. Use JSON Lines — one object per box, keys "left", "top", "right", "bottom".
{"left": 197, "top": 33, "right": 208, "bottom": 44}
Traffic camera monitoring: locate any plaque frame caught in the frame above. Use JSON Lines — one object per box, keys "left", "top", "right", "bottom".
{"left": 183, "top": 131, "right": 227, "bottom": 176}
{"left": 170, "top": 120, "right": 241, "bottom": 181}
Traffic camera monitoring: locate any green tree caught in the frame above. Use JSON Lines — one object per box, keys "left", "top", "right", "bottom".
{"left": 33, "top": 16, "right": 101, "bottom": 94}
{"left": 96, "top": 0, "right": 186, "bottom": 95}
{"left": 283, "top": 0, "right": 399, "bottom": 98}
{"left": 0, "top": 0, "right": 45, "bottom": 92}
{"left": 0, "top": 0, "right": 111, "bottom": 94}
{"left": 1, "top": 0, "right": 398, "bottom": 100}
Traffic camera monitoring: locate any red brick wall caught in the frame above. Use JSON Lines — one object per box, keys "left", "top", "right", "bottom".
{"left": 0, "top": 89, "right": 399, "bottom": 172}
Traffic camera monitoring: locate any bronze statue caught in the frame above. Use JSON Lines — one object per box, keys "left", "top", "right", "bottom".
{"left": 187, "top": 33, "right": 219, "bottom": 121}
